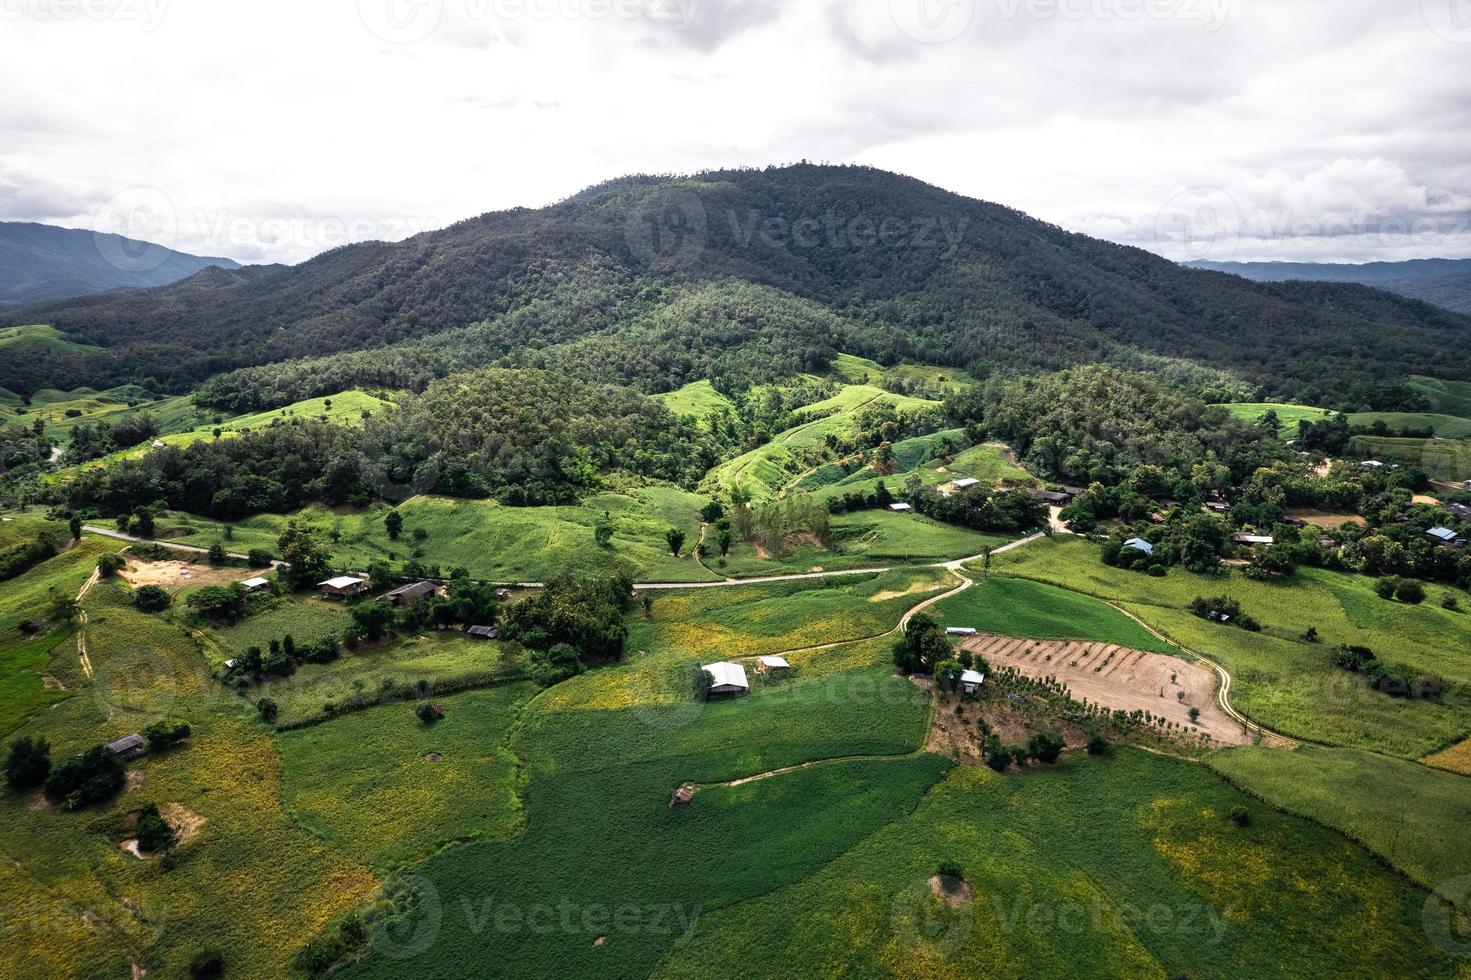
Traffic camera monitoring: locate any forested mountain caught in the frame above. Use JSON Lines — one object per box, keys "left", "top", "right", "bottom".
{"left": 1188, "top": 258, "right": 1471, "bottom": 314}
{"left": 5, "top": 166, "right": 1470, "bottom": 411}
{"left": 0, "top": 221, "right": 240, "bottom": 307}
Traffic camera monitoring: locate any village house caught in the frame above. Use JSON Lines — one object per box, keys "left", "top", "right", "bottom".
{"left": 1030, "top": 488, "right": 1072, "bottom": 505}
{"left": 318, "top": 576, "right": 367, "bottom": 599}
{"left": 1427, "top": 527, "right": 1467, "bottom": 549}
{"left": 960, "top": 669, "right": 986, "bottom": 695}
{"left": 385, "top": 580, "right": 438, "bottom": 607}
{"left": 940, "top": 477, "right": 981, "bottom": 496}
{"left": 465, "top": 625, "right": 500, "bottom": 640}
{"left": 757, "top": 655, "right": 790, "bottom": 674}
{"left": 103, "top": 733, "right": 146, "bottom": 761}
{"left": 888, "top": 502, "right": 912, "bottom": 512}
{"left": 1123, "top": 537, "right": 1154, "bottom": 556}
{"left": 240, "top": 577, "right": 270, "bottom": 591}
{"left": 1234, "top": 534, "right": 1274, "bottom": 547}
{"left": 945, "top": 626, "right": 978, "bottom": 637}
{"left": 702, "top": 661, "right": 750, "bottom": 697}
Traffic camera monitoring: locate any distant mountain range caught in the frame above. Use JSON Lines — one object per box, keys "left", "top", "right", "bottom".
{"left": 0, "top": 221, "right": 239, "bottom": 307}
{"left": 3, "top": 166, "right": 1469, "bottom": 413}
{"left": 1185, "top": 258, "right": 1471, "bottom": 314}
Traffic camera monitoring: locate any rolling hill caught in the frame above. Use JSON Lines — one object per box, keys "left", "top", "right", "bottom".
{"left": 1187, "top": 258, "right": 1471, "bottom": 313}
{"left": 0, "top": 220, "right": 239, "bottom": 306}
{"left": 5, "top": 166, "right": 1469, "bottom": 412}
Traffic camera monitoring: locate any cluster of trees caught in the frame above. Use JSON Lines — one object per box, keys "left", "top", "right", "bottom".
{"left": 1330, "top": 644, "right": 1441, "bottom": 701}
{"left": 0, "top": 526, "right": 65, "bottom": 582}
{"left": 0, "top": 421, "right": 53, "bottom": 472}
{"left": 911, "top": 486, "right": 1047, "bottom": 533}
{"left": 500, "top": 568, "right": 634, "bottom": 685}
{"left": 224, "top": 633, "right": 343, "bottom": 682}
{"left": 1188, "top": 596, "right": 1261, "bottom": 632}
{"left": 64, "top": 413, "right": 159, "bottom": 462}
{"left": 984, "top": 730, "right": 1065, "bottom": 772}
{"left": 44, "top": 745, "right": 126, "bottom": 810}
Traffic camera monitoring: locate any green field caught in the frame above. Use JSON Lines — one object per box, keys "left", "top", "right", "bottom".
{"left": 827, "top": 352, "right": 975, "bottom": 390}
{"left": 1220, "top": 401, "right": 1332, "bottom": 435}
{"left": 799, "top": 440, "right": 1031, "bottom": 502}
{"left": 706, "top": 384, "right": 940, "bottom": 500}
{"left": 1348, "top": 411, "right": 1471, "bottom": 439}
{"left": 652, "top": 750, "right": 1461, "bottom": 979}
{"left": 1209, "top": 745, "right": 1471, "bottom": 898}
{"left": 277, "top": 683, "right": 535, "bottom": 870}
{"left": 210, "top": 596, "right": 352, "bottom": 652}
{"left": 1349, "top": 434, "right": 1471, "bottom": 482}
{"left": 931, "top": 576, "right": 1183, "bottom": 655}
{"left": 986, "top": 536, "right": 1471, "bottom": 756}
{"left": 0, "top": 382, "right": 206, "bottom": 443}
{"left": 651, "top": 380, "right": 735, "bottom": 420}
{"left": 1412, "top": 376, "right": 1471, "bottom": 419}
{"left": 0, "top": 324, "right": 102, "bottom": 357}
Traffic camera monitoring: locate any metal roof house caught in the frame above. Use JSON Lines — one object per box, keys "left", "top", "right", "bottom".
{"left": 1234, "top": 534, "right": 1275, "bottom": 546}
{"left": 1428, "top": 527, "right": 1467, "bottom": 548}
{"left": 318, "top": 576, "right": 367, "bottom": 599}
{"left": 103, "top": 734, "right": 146, "bottom": 761}
{"left": 960, "top": 670, "right": 986, "bottom": 695}
{"left": 385, "top": 580, "right": 438, "bottom": 607}
{"left": 946, "top": 627, "right": 978, "bottom": 636}
{"left": 1123, "top": 537, "right": 1154, "bottom": 556}
{"left": 241, "top": 577, "right": 270, "bottom": 591}
{"left": 941, "top": 477, "right": 982, "bottom": 495}
{"left": 757, "top": 655, "right": 790, "bottom": 673}
{"left": 465, "top": 625, "right": 500, "bottom": 640}
{"left": 889, "top": 502, "right": 912, "bottom": 512}
{"left": 702, "top": 661, "right": 750, "bottom": 696}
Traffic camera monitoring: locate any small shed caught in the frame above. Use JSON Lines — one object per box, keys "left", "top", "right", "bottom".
{"left": 1428, "top": 527, "right": 1466, "bottom": 548}
{"left": 888, "top": 502, "right": 912, "bottom": 512}
{"left": 386, "top": 580, "right": 438, "bottom": 607}
{"left": 1030, "top": 488, "right": 1071, "bottom": 505}
{"left": 702, "top": 661, "right": 750, "bottom": 697}
{"left": 960, "top": 669, "right": 986, "bottom": 695}
{"left": 1205, "top": 501, "right": 1230, "bottom": 513}
{"left": 319, "top": 576, "right": 367, "bottom": 599}
{"left": 757, "top": 655, "right": 790, "bottom": 674}
{"left": 670, "top": 785, "right": 694, "bottom": 808}
{"left": 241, "top": 577, "right": 270, "bottom": 591}
{"left": 150, "top": 440, "right": 166, "bottom": 449}
{"left": 1123, "top": 537, "right": 1154, "bottom": 556}
{"left": 1361, "top": 460, "right": 1384, "bottom": 468}
{"left": 465, "top": 625, "right": 500, "bottom": 640}
{"left": 1234, "top": 534, "right": 1274, "bottom": 546}
{"left": 104, "top": 734, "right": 146, "bottom": 761}
{"left": 945, "top": 627, "right": 978, "bottom": 637}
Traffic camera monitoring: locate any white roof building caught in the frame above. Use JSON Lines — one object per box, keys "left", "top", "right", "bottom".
{"left": 319, "top": 576, "right": 366, "bottom": 590}
{"left": 1234, "top": 534, "right": 1274, "bottom": 545}
{"left": 702, "top": 661, "right": 750, "bottom": 694}
{"left": 952, "top": 477, "right": 981, "bottom": 490}
{"left": 946, "top": 627, "right": 978, "bottom": 636}
{"left": 241, "top": 577, "right": 269, "bottom": 590}
{"left": 889, "top": 502, "right": 912, "bottom": 512}
{"left": 1123, "top": 537, "right": 1154, "bottom": 556}
{"left": 758, "top": 655, "right": 790, "bottom": 670}
{"left": 960, "top": 669, "right": 986, "bottom": 692}
{"left": 1361, "top": 460, "right": 1384, "bottom": 468}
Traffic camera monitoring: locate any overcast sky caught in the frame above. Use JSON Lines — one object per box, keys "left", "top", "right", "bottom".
{"left": 2, "top": 0, "right": 1468, "bottom": 266}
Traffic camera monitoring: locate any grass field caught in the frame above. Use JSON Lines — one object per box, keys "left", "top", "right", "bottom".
{"left": 986, "top": 536, "right": 1471, "bottom": 756}
{"left": 1349, "top": 434, "right": 1471, "bottom": 482}
{"left": 653, "top": 750, "right": 1462, "bottom": 979}
{"left": 0, "top": 382, "right": 206, "bottom": 443}
{"left": 706, "top": 384, "right": 939, "bottom": 500}
{"left": 827, "top": 353, "right": 975, "bottom": 391}
{"left": 157, "top": 485, "right": 719, "bottom": 584}
{"left": 277, "top": 682, "right": 535, "bottom": 870}
{"left": 1209, "top": 746, "right": 1471, "bottom": 898}
{"left": 1348, "top": 412, "right": 1471, "bottom": 439}
{"left": 651, "top": 380, "right": 735, "bottom": 420}
{"left": 0, "top": 323, "right": 102, "bottom": 357}
{"left": 799, "top": 440, "right": 1030, "bottom": 503}
{"left": 211, "top": 596, "right": 352, "bottom": 652}
{"left": 931, "top": 576, "right": 1183, "bottom": 656}
{"left": 1220, "top": 401, "right": 1332, "bottom": 435}
{"left": 1412, "top": 376, "right": 1471, "bottom": 419}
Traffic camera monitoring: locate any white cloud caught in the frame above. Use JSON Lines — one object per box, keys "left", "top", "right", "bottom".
{"left": 0, "top": 0, "right": 1466, "bottom": 264}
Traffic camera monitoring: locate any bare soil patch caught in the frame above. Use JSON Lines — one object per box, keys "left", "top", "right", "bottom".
{"left": 122, "top": 559, "right": 245, "bottom": 590}
{"left": 929, "top": 874, "right": 973, "bottom": 907}
{"left": 1286, "top": 509, "right": 1363, "bottom": 530}
{"left": 962, "top": 634, "right": 1249, "bottom": 746}
{"left": 160, "top": 803, "right": 205, "bottom": 845}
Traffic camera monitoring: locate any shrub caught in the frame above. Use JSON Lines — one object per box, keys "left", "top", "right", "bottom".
{"left": 986, "top": 747, "right": 1011, "bottom": 772}
{"left": 246, "top": 548, "right": 274, "bottom": 568}
{"left": 256, "top": 698, "right": 278, "bottom": 723}
{"left": 207, "top": 543, "right": 227, "bottom": 566}
{"left": 144, "top": 720, "right": 191, "bottom": 752}
{"left": 5, "top": 735, "right": 51, "bottom": 790}
{"left": 1395, "top": 579, "right": 1426, "bottom": 604}
{"left": 1374, "top": 576, "right": 1400, "bottom": 600}
{"left": 936, "top": 859, "right": 964, "bottom": 881}
{"left": 45, "top": 746, "right": 126, "bottom": 809}
{"left": 135, "top": 803, "right": 178, "bottom": 853}
{"left": 132, "top": 585, "right": 172, "bottom": 613}
{"left": 1188, "top": 707, "right": 1200, "bottom": 724}
{"left": 414, "top": 702, "right": 444, "bottom": 725}
{"left": 1085, "top": 734, "right": 1110, "bottom": 756}
{"left": 1027, "top": 731, "right": 1065, "bottom": 765}
{"left": 692, "top": 663, "right": 714, "bottom": 701}
{"left": 1228, "top": 805, "right": 1250, "bottom": 827}
{"left": 1443, "top": 593, "right": 1461, "bottom": 611}
{"left": 97, "top": 553, "right": 126, "bottom": 578}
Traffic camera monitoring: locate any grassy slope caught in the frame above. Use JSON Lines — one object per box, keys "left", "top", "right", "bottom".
{"left": 277, "top": 682, "right": 536, "bottom": 870}
{"left": 1209, "top": 745, "right": 1471, "bottom": 898}
{"left": 1220, "top": 401, "right": 1331, "bottom": 435}
{"left": 1348, "top": 412, "right": 1471, "bottom": 439}
{"left": 1349, "top": 434, "right": 1471, "bottom": 482}
{"left": 1412, "top": 376, "right": 1471, "bottom": 418}
{"left": 654, "top": 750, "right": 1462, "bottom": 980}
{"left": 986, "top": 536, "right": 1471, "bottom": 756}
{"left": 931, "top": 576, "right": 1183, "bottom": 656}
{"left": 651, "top": 380, "right": 735, "bottom": 419}
{"left": 0, "top": 383, "right": 205, "bottom": 443}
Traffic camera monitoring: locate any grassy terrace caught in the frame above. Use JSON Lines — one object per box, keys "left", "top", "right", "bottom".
{"left": 985, "top": 536, "right": 1471, "bottom": 756}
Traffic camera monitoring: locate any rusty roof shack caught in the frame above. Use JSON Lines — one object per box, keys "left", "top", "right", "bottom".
{"left": 465, "top": 625, "right": 500, "bottom": 640}
{"left": 670, "top": 785, "right": 694, "bottom": 808}
{"left": 386, "top": 580, "right": 438, "bottom": 607}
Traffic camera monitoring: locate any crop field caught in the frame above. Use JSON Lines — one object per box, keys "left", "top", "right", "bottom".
{"left": 277, "top": 682, "right": 536, "bottom": 870}
{"left": 1209, "top": 746, "right": 1471, "bottom": 897}
{"left": 1349, "top": 434, "right": 1471, "bottom": 482}
{"left": 1423, "top": 735, "right": 1471, "bottom": 776}
{"left": 157, "top": 485, "right": 718, "bottom": 584}
{"left": 651, "top": 380, "right": 735, "bottom": 420}
{"left": 1412, "top": 376, "right": 1471, "bottom": 419}
{"left": 931, "top": 576, "right": 1182, "bottom": 655}
{"left": 652, "top": 750, "right": 1462, "bottom": 979}
{"left": 987, "top": 536, "right": 1471, "bottom": 756}
{"left": 210, "top": 596, "right": 352, "bottom": 652}
{"left": 1220, "top": 401, "right": 1332, "bottom": 435}
{"left": 0, "top": 381, "right": 206, "bottom": 442}
{"left": 0, "top": 578, "right": 378, "bottom": 978}
{"left": 706, "top": 384, "right": 940, "bottom": 500}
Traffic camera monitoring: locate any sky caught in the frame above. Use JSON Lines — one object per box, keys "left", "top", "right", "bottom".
{"left": 2, "top": 0, "right": 1469, "bottom": 266}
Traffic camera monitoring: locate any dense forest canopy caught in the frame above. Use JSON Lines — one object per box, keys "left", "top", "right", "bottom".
{"left": 5, "top": 165, "right": 1469, "bottom": 412}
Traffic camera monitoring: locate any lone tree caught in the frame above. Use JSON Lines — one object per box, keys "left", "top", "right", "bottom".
{"left": 133, "top": 585, "right": 173, "bottom": 613}
{"left": 276, "top": 522, "right": 332, "bottom": 588}
{"left": 594, "top": 512, "right": 615, "bottom": 548}
{"left": 5, "top": 736, "right": 51, "bottom": 790}
{"left": 665, "top": 527, "right": 686, "bottom": 558}
{"left": 69, "top": 515, "right": 83, "bottom": 542}
{"left": 97, "top": 553, "right": 125, "bottom": 578}
{"left": 135, "top": 803, "right": 178, "bottom": 853}
{"left": 384, "top": 509, "right": 404, "bottom": 540}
